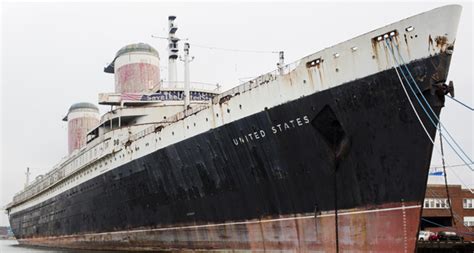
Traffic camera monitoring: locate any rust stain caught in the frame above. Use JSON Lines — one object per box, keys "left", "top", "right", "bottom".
{"left": 434, "top": 35, "right": 448, "bottom": 52}
{"left": 218, "top": 95, "right": 232, "bottom": 105}
{"left": 306, "top": 68, "right": 315, "bottom": 90}
{"left": 435, "top": 36, "right": 448, "bottom": 48}
{"left": 371, "top": 38, "right": 379, "bottom": 59}
{"left": 317, "top": 64, "right": 324, "bottom": 87}
{"left": 428, "top": 34, "right": 434, "bottom": 53}
{"left": 305, "top": 58, "right": 323, "bottom": 69}
{"left": 403, "top": 34, "right": 411, "bottom": 58}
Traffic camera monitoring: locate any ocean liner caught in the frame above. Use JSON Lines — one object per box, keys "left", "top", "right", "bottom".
{"left": 5, "top": 5, "right": 462, "bottom": 252}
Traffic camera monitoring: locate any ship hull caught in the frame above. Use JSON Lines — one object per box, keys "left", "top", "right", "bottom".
{"left": 10, "top": 52, "right": 449, "bottom": 252}
{"left": 18, "top": 202, "right": 421, "bottom": 252}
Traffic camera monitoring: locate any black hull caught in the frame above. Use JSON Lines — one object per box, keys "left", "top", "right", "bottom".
{"left": 10, "top": 53, "right": 450, "bottom": 248}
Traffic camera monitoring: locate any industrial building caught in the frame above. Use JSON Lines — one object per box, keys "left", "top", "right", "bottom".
{"left": 422, "top": 184, "right": 474, "bottom": 240}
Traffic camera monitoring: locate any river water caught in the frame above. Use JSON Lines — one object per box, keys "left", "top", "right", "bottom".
{"left": 0, "top": 240, "right": 116, "bottom": 253}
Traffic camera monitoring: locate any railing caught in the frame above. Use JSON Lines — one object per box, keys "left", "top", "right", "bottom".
{"left": 11, "top": 136, "right": 110, "bottom": 206}
{"left": 212, "top": 59, "right": 300, "bottom": 104}
{"left": 9, "top": 53, "right": 303, "bottom": 209}
{"left": 161, "top": 81, "right": 221, "bottom": 92}
{"left": 128, "top": 105, "right": 210, "bottom": 144}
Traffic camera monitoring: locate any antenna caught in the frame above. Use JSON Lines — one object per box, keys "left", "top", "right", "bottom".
{"left": 181, "top": 42, "right": 194, "bottom": 109}
{"left": 25, "top": 167, "right": 30, "bottom": 189}
{"left": 168, "top": 16, "right": 179, "bottom": 87}
{"left": 277, "top": 51, "right": 285, "bottom": 75}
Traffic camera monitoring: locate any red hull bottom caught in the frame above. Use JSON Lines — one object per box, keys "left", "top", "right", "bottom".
{"left": 19, "top": 202, "right": 421, "bottom": 252}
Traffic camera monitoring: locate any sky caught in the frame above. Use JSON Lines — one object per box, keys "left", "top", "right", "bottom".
{"left": 0, "top": 1, "right": 473, "bottom": 226}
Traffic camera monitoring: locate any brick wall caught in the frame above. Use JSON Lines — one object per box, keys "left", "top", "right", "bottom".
{"left": 422, "top": 184, "right": 474, "bottom": 241}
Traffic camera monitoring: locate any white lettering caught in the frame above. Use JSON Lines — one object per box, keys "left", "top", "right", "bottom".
{"left": 247, "top": 133, "right": 254, "bottom": 140}
{"left": 276, "top": 124, "right": 282, "bottom": 132}
{"left": 289, "top": 120, "right": 295, "bottom": 128}
{"left": 233, "top": 115, "right": 311, "bottom": 145}
{"left": 303, "top": 115, "right": 310, "bottom": 124}
{"left": 296, "top": 118, "right": 303, "bottom": 126}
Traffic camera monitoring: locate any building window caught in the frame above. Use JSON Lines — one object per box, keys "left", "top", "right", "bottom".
{"left": 464, "top": 216, "right": 474, "bottom": 227}
{"left": 464, "top": 198, "right": 474, "bottom": 209}
{"left": 424, "top": 198, "right": 450, "bottom": 209}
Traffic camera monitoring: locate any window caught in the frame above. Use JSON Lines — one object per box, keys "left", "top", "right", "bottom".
{"left": 464, "top": 216, "right": 474, "bottom": 227}
{"left": 424, "top": 198, "right": 450, "bottom": 209}
{"left": 463, "top": 198, "right": 474, "bottom": 209}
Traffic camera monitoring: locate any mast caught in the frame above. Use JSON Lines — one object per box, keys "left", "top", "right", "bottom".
{"left": 182, "top": 42, "right": 194, "bottom": 109}
{"left": 168, "top": 16, "right": 179, "bottom": 87}
{"left": 25, "top": 167, "right": 30, "bottom": 189}
{"left": 277, "top": 51, "right": 285, "bottom": 75}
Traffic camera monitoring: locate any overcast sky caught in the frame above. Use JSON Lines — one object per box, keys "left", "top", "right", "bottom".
{"left": 1, "top": 1, "right": 472, "bottom": 226}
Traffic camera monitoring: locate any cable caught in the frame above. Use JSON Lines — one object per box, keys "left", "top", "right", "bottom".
{"left": 393, "top": 47, "right": 474, "bottom": 170}
{"left": 392, "top": 41, "right": 473, "bottom": 167}
{"left": 191, "top": 43, "right": 279, "bottom": 54}
{"left": 152, "top": 34, "right": 279, "bottom": 54}
{"left": 439, "top": 126, "right": 456, "bottom": 226}
{"left": 385, "top": 40, "right": 435, "bottom": 144}
{"left": 430, "top": 162, "right": 474, "bottom": 169}
{"left": 388, "top": 40, "right": 473, "bottom": 172}
{"left": 447, "top": 95, "right": 474, "bottom": 111}
{"left": 385, "top": 39, "right": 474, "bottom": 193}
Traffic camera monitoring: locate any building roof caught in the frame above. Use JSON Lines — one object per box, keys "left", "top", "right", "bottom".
{"left": 116, "top": 43, "right": 159, "bottom": 58}
{"left": 63, "top": 102, "right": 99, "bottom": 121}
{"left": 104, "top": 43, "right": 159, "bottom": 74}
{"left": 68, "top": 102, "right": 99, "bottom": 112}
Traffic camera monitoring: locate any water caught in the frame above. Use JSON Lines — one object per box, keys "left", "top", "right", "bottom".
{"left": 0, "top": 240, "right": 116, "bottom": 253}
